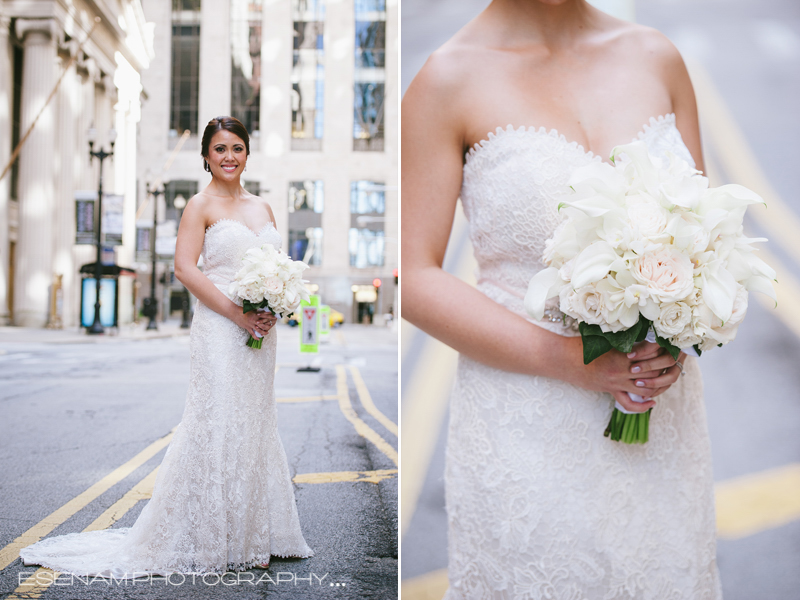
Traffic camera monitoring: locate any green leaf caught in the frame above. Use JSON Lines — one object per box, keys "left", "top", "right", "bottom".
{"left": 654, "top": 330, "right": 681, "bottom": 361}
{"left": 694, "top": 344, "right": 703, "bottom": 357}
{"left": 579, "top": 317, "right": 652, "bottom": 364}
{"left": 578, "top": 322, "right": 613, "bottom": 364}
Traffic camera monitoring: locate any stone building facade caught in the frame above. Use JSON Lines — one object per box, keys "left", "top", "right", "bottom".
{"left": 0, "top": 0, "right": 152, "bottom": 328}
{"left": 137, "top": 0, "right": 398, "bottom": 324}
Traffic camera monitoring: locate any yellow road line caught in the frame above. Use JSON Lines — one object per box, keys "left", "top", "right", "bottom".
{"left": 401, "top": 568, "right": 449, "bottom": 600}
{"left": 336, "top": 365, "right": 398, "bottom": 466}
{"left": 293, "top": 469, "right": 398, "bottom": 484}
{"left": 84, "top": 468, "right": 158, "bottom": 532}
{"left": 716, "top": 463, "right": 800, "bottom": 539}
{"left": 277, "top": 395, "right": 339, "bottom": 403}
{"left": 348, "top": 365, "right": 398, "bottom": 436}
{"left": 401, "top": 205, "right": 475, "bottom": 538}
{"left": 8, "top": 468, "right": 161, "bottom": 599}
{"left": 0, "top": 428, "right": 175, "bottom": 571}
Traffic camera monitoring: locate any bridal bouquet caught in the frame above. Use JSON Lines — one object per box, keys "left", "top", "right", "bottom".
{"left": 228, "top": 245, "right": 310, "bottom": 349}
{"left": 525, "top": 140, "right": 776, "bottom": 443}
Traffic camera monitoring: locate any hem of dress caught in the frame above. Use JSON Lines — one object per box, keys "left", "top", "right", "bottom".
{"left": 21, "top": 549, "right": 315, "bottom": 579}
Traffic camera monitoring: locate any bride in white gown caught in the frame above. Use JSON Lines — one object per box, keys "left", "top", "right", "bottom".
{"left": 402, "top": 1, "right": 721, "bottom": 598}
{"left": 20, "top": 116, "right": 313, "bottom": 577}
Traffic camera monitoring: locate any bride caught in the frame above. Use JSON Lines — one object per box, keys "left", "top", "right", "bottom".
{"left": 20, "top": 116, "right": 313, "bottom": 577}
{"left": 402, "top": 0, "right": 721, "bottom": 598}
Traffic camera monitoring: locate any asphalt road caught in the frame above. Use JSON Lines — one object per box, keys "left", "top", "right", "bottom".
{"left": 0, "top": 323, "right": 398, "bottom": 599}
{"left": 401, "top": 0, "right": 800, "bottom": 598}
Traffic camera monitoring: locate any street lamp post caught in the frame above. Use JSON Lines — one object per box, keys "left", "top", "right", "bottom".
{"left": 173, "top": 194, "right": 192, "bottom": 329}
{"left": 87, "top": 127, "right": 116, "bottom": 334}
{"left": 145, "top": 183, "right": 165, "bottom": 331}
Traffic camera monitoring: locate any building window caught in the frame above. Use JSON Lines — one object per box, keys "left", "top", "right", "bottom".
{"left": 243, "top": 181, "right": 260, "bottom": 196}
{"left": 170, "top": 0, "right": 201, "bottom": 138}
{"left": 287, "top": 180, "right": 323, "bottom": 265}
{"left": 291, "top": 0, "right": 325, "bottom": 151}
{"left": 230, "top": 0, "right": 262, "bottom": 138}
{"left": 353, "top": 0, "right": 385, "bottom": 152}
{"left": 166, "top": 181, "right": 198, "bottom": 223}
{"left": 349, "top": 180, "right": 384, "bottom": 267}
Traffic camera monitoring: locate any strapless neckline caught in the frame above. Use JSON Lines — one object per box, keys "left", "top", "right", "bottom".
{"left": 205, "top": 218, "right": 276, "bottom": 237}
{"left": 465, "top": 113, "right": 678, "bottom": 167}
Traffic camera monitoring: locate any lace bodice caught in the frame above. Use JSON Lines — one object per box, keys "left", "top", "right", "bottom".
{"left": 461, "top": 114, "right": 694, "bottom": 329}
{"left": 202, "top": 219, "right": 282, "bottom": 289}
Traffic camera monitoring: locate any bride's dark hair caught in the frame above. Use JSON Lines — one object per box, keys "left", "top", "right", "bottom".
{"left": 201, "top": 116, "right": 250, "bottom": 172}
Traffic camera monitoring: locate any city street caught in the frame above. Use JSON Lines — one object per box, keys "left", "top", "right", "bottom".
{"left": 401, "top": 0, "right": 800, "bottom": 598}
{"left": 0, "top": 322, "right": 398, "bottom": 599}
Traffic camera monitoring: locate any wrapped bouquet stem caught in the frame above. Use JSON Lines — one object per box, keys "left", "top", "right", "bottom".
{"left": 228, "top": 244, "right": 310, "bottom": 349}
{"left": 526, "top": 140, "right": 776, "bottom": 443}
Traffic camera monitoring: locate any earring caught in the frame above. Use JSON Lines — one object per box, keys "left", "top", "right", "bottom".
{"left": 203, "top": 159, "right": 210, "bottom": 173}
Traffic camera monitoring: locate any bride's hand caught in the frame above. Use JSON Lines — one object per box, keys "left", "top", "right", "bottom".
{"left": 238, "top": 309, "right": 277, "bottom": 338}
{"left": 628, "top": 344, "right": 686, "bottom": 399}
{"left": 573, "top": 340, "right": 682, "bottom": 413}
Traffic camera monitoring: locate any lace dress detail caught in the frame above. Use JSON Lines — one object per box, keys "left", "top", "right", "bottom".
{"left": 445, "top": 114, "right": 722, "bottom": 599}
{"left": 19, "top": 219, "right": 313, "bottom": 577}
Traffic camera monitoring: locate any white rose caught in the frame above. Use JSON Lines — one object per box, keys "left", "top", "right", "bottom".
{"left": 563, "top": 285, "right": 605, "bottom": 327}
{"left": 631, "top": 246, "right": 694, "bottom": 303}
{"left": 265, "top": 276, "right": 284, "bottom": 295}
{"left": 654, "top": 301, "right": 692, "bottom": 338}
{"left": 669, "top": 322, "right": 703, "bottom": 350}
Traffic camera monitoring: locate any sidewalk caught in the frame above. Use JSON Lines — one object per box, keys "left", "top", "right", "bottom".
{"left": 0, "top": 319, "right": 399, "bottom": 346}
{"left": 0, "top": 319, "right": 192, "bottom": 345}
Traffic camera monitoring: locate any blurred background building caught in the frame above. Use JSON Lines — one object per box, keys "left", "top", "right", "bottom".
{"left": 0, "top": 0, "right": 397, "bottom": 329}
{"left": 137, "top": 0, "right": 398, "bottom": 326}
{"left": 0, "top": 0, "right": 152, "bottom": 328}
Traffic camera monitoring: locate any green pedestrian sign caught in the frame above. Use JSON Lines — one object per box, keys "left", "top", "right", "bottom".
{"left": 299, "top": 295, "right": 320, "bottom": 353}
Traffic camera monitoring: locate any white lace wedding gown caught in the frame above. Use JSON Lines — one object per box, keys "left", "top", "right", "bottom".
{"left": 20, "top": 219, "right": 313, "bottom": 577}
{"left": 444, "top": 114, "right": 722, "bottom": 599}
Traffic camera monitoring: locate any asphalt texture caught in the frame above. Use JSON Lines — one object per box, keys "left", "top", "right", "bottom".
{"left": 0, "top": 321, "right": 398, "bottom": 599}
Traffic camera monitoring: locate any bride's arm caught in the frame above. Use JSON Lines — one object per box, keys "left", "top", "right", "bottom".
{"left": 174, "top": 195, "right": 272, "bottom": 338}
{"left": 402, "top": 58, "right": 665, "bottom": 410}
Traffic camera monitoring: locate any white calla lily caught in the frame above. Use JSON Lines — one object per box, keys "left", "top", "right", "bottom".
{"left": 570, "top": 241, "right": 620, "bottom": 289}
{"left": 524, "top": 267, "right": 564, "bottom": 321}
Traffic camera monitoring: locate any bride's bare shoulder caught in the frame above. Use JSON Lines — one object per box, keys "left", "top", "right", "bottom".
{"left": 609, "top": 21, "right": 687, "bottom": 72}
{"left": 406, "top": 34, "right": 487, "bottom": 105}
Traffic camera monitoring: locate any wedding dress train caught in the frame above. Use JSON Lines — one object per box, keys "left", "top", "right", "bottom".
{"left": 443, "top": 114, "right": 722, "bottom": 599}
{"left": 20, "top": 219, "right": 313, "bottom": 577}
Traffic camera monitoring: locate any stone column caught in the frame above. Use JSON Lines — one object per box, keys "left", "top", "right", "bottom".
{"left": 13, "top": 19, "right": 58, "bottom": 327}
{"left": 54, "top": 39, "right": 79, "bottom": 327}
{"left": 0, "top": 14, "right": 13, "bottom": 324}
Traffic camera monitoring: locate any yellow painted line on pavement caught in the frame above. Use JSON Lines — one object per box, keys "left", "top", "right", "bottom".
{"left": 401, "top": 205, "right": 476, "bottom": 538}
{"left": 83, "top": 467, "right": 158, "bottom": 532}
{"left": 8, "top": 468, "right": 161, "bottom": 599}
{"left": 401, "top": 568, "right": 449, "bottom": 600}
{"left": 348, "top": 365, "right": 398, "bottom": 436}
{"left": 0, "top": 427, "right": 176, "bottom": 571}
{"left": 277, "top": 394, "right": 339, "bottom": 403}
{"left": 716, "top": 463, "right": 800, "bottom": 539}
{"left": 294, "top": 469, "right": 398, "bottom": 484}
{"left": 336, "top": 365, "right": 398, "bottom": 466}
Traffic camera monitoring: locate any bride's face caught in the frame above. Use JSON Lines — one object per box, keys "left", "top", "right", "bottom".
{"left": 205, "top": 130, "right": 247, "bottom": 181}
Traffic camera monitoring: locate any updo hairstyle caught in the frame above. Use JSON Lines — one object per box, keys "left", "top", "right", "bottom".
{"left": 200, "top": 116, "right": 250, "bottom": 172}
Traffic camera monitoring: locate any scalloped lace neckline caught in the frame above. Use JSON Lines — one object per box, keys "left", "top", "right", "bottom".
{"left": 205, "top": 218, "right": 276, "bottom": 237}
{"left": 465, "top": 113, "right": 677, "bottom": 167}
